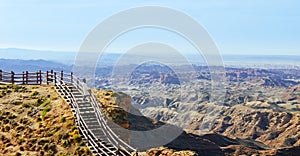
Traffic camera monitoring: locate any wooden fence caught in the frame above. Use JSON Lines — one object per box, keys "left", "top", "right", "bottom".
{"left": 0, "top": 70, "right": 73, "bottom": 85}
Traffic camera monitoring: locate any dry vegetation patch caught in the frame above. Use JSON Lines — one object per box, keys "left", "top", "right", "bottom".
{"left": 0, "top": 84, "right": 91, "bottom": 156}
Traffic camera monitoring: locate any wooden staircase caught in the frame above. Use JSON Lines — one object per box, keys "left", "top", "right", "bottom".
{"left": 55, "top": 82, "right": 130, "bottom": 155}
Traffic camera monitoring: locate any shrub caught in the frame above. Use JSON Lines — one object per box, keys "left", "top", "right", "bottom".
{"left": 36, "top": 98, "right": 45, "bottom": 106}
{"left": 43, "top": 143, "right": 49, "bottom": 150}
{"left": 53, "top": 126, "right": 60, "bottom": 133}
{"left": 22, "top": 103, "right": 31, "bottom": 108}
{"left": 20, "top": 117, "right": 29, "bottom": 124}
{"left": 61, "top": 116, "right": 66, "bottom": 122}
{"left": 41, "top": 106, "right": 51, "bottom": 120}
{"left": 62, "top": 140, "right": 70, "bottom": 148}
{"left": 54, "top": 131, "right": 62, "bottom": 141}
{"left": 41, "top": 99, "right": 51, "bottom": 107}
{"left": 18, "top": 136, "right": 25, "bottom": 145}
{"left": 15, "top": 125, "right": 25, "bottom": 132}
{"left": 39, "top": 150, "right": 45, "bottom": 156}
{"left": 4, "top": 125, "right": 10, "bottom": 132}
{"left": 14, "top": 152, "right": 21, "bottom": 156}
{"left": 31, "top": 91, "right": 39, "bottom": 97}
{"left": 72, "top": 134, "right": 82, "bottom": 143}
{"left": 49, "top": 143, "right": 57, "bottom": 153}
{"left": 1, "top": 91, "right": 6, "bottom": 97}
{"left": 8, "top": 114, "right": 17, "bottom": 119}
{"left": 12, "top": 85, "right": 25, "bottom": 92}
{"left": 29, "top": 138, "right": 37, "bottom": 144}
{"left": 58, "top": 152, "right": 67, "bottom": 156}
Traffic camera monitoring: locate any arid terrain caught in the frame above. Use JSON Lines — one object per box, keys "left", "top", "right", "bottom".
{"left": 0, "top": 84, "right": 91, "bottom": 155}
{"left": 93, "top": 64, "right": 300, "bottom": 155}
{"left": 0, "top": 84, "right": 198, "bottom": 156}
{"left": 0, "top": 65, "right": 300, "bottom": 156}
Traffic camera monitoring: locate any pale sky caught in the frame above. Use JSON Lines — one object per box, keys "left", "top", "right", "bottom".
{"left": 0, "top": 0, "right": 300, "bottom": 55}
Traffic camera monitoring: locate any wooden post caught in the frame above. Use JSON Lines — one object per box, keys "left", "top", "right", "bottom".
{"left": 39, "top": 70, "right": 42, "bottom": 85}
{"left": 115, "top": 149, "right": 119, "bottom": 156}
{"left": 71, "top": 72, "right": 73, "bottom": 83}
{"left": 50, "top": 70, "right": 53, "bottom": 83}
{"left": 26, "top": 71, "right": 28, "bottom": 84}
{"left": 11, "top": 71, "right": 15, "bottom": 84}
{"left": 36, "top": 71, "right": 39, "bottom": 84}
{"left": 54, "top": 72, "right": 57, "bottom": 84}
{"left": 46, "top": 71, "right": 49, "bottom": 85}
{"left": 22, "top": 71, "right": 25, "bottom": 84}
{"left": 60, "top": 70, "right": 63, "bottom": 82}
{"left": 0, "top": 70, "right": 2, "bottom": 81}
{"left": 135, "top": 150, "right": 138, "bottom": 156}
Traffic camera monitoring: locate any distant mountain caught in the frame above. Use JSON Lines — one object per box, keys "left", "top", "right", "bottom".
{"left": 0, "top": 48, "right": 76, "bottom": 65}
{"left": 0, "top": 48, "right": 122, "bottom": 66}
{"left": 0, "top": 48, "right": 299, "bottom": 68}
{"left": 0, "top": 59, "right": 72, "bottom": 73}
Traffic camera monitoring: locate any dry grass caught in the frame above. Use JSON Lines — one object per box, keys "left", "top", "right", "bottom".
{"left": 0, "top": 84, "right": 92, "bottom": 155}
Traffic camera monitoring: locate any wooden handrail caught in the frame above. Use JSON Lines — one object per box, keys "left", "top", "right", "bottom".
{"left": 0, "top": 70, "right": 49, "bottom": 85}
{"left": 70, "top": 74, "right": 136, "bottom": 154}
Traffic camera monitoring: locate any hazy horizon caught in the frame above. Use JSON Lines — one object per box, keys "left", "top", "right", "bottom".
{"left": 0, "top": 48, "right": 299, "bottom": 68}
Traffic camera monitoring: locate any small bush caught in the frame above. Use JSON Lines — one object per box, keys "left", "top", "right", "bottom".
{"left": 18, "top": 136, "right": 25, "bottom": 145}
{"left": 1, "top": 91, "right": 6, "bottom": 97}
{"left": 53, "top": 126, "right": 60, "bottom": 133}
{"left": 58, "top": 152, "right": 67, "bottom": 156}
{"left": 22, "top": 103, "right": 31, "bottom": 108}
{"left": 8, "top": 114, "right": 17, "bottom": 119}
{"left": 54, "top": 131, "right": 62, "bottom": 141}
{"left": 62, "top": 140, "right": 70, "bottom": 148}
{"left": 15, "top": 125, "right": 25, "bottom": 132}
{"left": 43, "top": 143, "right": 49, "bottom": 150}
{"left": 49, "top": 143, "right": 57, "bottom": 153}
{"left": 36, "top": 98, "right": 45, "bottom": 106}
{"left": 20, "top": 117, "right": 29, "bottom": 124}
{"left": 61, "top": 116, "right": 66, "bottom": 122}
{"left": 4, "top": 125, "right": 11, "bottom": 132}
{"left": 14, "top": 152, "right": 21, "bottom": 156}
{"left": 38, "top": 138, "right": 50, "bottom": 145}
{"left": 41, "top": 106, "right": 51, "bottom": 120}
{"left": 29, "top": 138, "right": 37, "bottom": 144}
{"left": 31, "top": 91, "right": 39, "bottom": 97}
{"left": 39, "top": 151, "right": 45, "bottom": 156}
{"left": 72, "top": 134, "right": 82, "bottom": 143}
{"left": 41, "top": 99, "right": 51, "bottom": 107}
{"left": 12, "top": 85, "right": 25, "bottom": 92}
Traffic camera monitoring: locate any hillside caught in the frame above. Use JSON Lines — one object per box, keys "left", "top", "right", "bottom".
{"left": 0, "top": 84, "right": 91, "bottom": 155}
{"left": 0, "top": 84, "right": 198, "bottom": 156}
{"left": 92, "top": 88, "right": 300, "bottom": 156}
{"left": 1, "top": 83, "right": 299, "bottom": 156}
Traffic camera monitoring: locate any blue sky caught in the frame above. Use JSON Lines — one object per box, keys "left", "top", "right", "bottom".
{"left": 0, "top": 0, "right": 300, "bottom": 55}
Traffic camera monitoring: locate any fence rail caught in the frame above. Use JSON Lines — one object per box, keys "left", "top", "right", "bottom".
{"left": 0, "top": 70, "right": 72, "bottom": 85}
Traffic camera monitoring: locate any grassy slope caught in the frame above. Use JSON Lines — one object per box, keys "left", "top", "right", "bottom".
{"left": 0, "top": 84, "right": 91, "bottom": 156}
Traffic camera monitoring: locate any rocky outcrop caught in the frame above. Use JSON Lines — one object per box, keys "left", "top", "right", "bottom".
{"left": 93, "top": 89, "right": 130, "bottom": 129}
{"left": 212, "top": 105, "right": 300, "bottom": 148}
